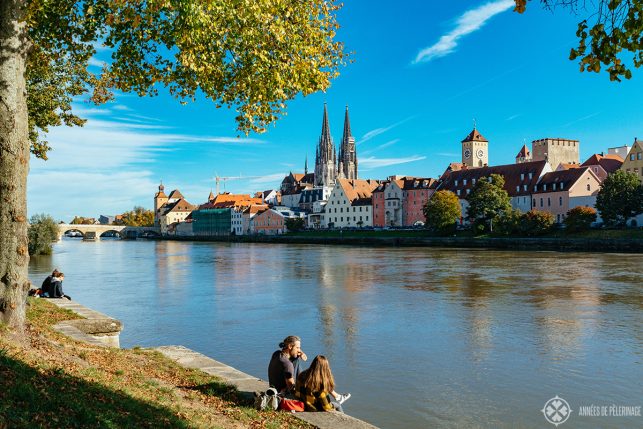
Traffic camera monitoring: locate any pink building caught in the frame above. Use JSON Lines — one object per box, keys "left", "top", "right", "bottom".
{"left": 580, "top": 153, "right": 623, "bottom": 182}
{"left": 372, "top": 182, "right": 388, "bottom": 227}
{"left": 252, "top": 209, "right": 286, "bottom": 235}
{"left": 402, "top": 178, "right": 437, "bottom": 226}
{"left": 531, "top": 167, "right": 602, "bottom": 223}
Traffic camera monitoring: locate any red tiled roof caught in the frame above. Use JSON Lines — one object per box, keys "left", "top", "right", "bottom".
{"left": 532, "top": 167, "right": 595, "bottom": 194}
{"left": 516, "top": 144, "right": 530, "bottom": 158}
{"left": 438, "top": 160, "right": 549, "bottom": 197}
{"left": 461, "top": 128, "right": 488, "bottom": 143}
{"left": 581, "top": 154, "right": 623, "bottom": 174}
{"left": 558, "top": 163, "right": 582, "bottom": 170}
{"left": 402, "top": 177, "right": 437, "bottom": 190}
{"left": 168, "top": 189, "right": 184, "bottom": 200}
{"left": 337, "top": 179, "right": 379, "bottom": 203}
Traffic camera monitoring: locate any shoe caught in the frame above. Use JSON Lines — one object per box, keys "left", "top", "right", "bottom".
{"left": 337, "top": 393, "right": 351, "bottom": 404}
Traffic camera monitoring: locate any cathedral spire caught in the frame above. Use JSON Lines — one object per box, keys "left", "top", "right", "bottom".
{"left": 321, "top": 103, "right": 331, "bottom": 143}
{"left": 342, "top": 105, "right": 352, "bottom": 143}
{"left": 304, "top": 154, "right": 308, "bottom": 175}
{"left": 338, "top": 105, "right": 357, "bottom": 180}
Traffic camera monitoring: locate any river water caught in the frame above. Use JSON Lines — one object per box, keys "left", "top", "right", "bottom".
{"left": 29, "top": 238, "right": 642, "bottom": 428}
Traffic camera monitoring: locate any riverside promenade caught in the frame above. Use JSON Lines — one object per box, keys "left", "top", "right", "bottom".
{"left": 47, "top": 299, "right": 378, "bottom": 429}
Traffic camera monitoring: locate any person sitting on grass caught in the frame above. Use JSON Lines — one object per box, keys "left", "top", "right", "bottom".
{"left": 295, "top": 355, "right": 350, "bottom": 412}
{"left": 49, "top": 272, "right": 71, "bottom": 300}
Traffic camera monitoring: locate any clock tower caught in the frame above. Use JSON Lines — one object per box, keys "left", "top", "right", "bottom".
{"left": 461, "top": 126, "right": 488, "bottom": 168}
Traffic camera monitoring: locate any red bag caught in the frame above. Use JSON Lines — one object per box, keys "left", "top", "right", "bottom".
{"left": 279, "top": 398, "right": 305, "bottom": 412}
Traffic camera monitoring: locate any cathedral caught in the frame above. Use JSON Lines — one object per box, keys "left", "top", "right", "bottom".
{"left": 314, "top": 104, "right": 358, "bottom": 187}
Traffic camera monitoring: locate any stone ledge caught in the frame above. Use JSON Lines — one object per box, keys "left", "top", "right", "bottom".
{"left": 46, "top": 298, "right": 122, "bottom": 348}
{"left": 154, "top": 345, "right": 378, "bottom": 429}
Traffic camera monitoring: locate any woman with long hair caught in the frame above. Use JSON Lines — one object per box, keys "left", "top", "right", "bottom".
{"left": 295, "top": 355, "right": 350, "bottom": 412}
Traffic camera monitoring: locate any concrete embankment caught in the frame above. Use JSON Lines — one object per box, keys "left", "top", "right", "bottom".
{"left": 165, "top": 234, "right": 643, "bottom": 253}
{"left": 49, "top": 299, "right": 378, "bottom": 429}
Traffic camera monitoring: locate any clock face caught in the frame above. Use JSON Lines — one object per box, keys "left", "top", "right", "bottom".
{"left": 476, "top": 149, "right": 485, "bottom": 159}
{"left": 464, "top": 149, "right": 471, "bottom": 159}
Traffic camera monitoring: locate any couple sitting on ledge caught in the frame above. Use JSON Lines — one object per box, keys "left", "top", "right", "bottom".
{"left": 268, "top": 335, "right": 351, "bottom": 412}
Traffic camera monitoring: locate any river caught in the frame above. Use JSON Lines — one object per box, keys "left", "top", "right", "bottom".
{"left": 29, "top": 238, "right": 643, "bottom": 428}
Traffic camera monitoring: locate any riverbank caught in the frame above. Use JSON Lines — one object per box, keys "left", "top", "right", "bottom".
{"left": 165, "top": 229, "right": 643, "bottom": 253}
{"left": 0, "top": 299, "right": 310, "bottom": 429}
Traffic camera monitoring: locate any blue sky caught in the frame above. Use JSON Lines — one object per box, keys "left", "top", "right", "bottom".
{"left": 29, "top": 0, "right": 643, "bottom": 221}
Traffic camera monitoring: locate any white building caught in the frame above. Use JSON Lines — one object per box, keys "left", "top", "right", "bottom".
{"left": 321, "top": 179, "right": 378, "bottom": 228}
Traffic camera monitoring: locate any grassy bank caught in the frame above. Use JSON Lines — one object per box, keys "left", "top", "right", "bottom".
{"left": 0, "top": 299, "right": 311, "bottom": 429}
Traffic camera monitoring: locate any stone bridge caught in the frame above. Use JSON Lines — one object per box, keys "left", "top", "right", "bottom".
{"left": 57, "top": 224, "right": 161, "bottom": 240}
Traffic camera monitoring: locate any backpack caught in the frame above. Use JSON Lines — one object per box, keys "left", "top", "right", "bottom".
{"left": 254, "top": 387, "right": 280, "bottom": 411}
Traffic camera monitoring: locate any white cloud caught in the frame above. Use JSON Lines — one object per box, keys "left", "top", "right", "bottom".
{"left": 88, "top": 57, "right": 106, "bottom": 68}
{"left": 248, "top": 173, "right": 287, "bottom": 186}
{"left": 112, "top": 104, "right": 131, "bottom": 111}
{"left": 28, "top": 110, "right": 267, "bottom": 220}
{"left": 413, "top": 0, "right": 514, "bottom": 64}
{"left": 359, "top": 155, "right": 427, "bottom": 170}
{"left": 358, "top": 117, "right": 414, "bottom": 145}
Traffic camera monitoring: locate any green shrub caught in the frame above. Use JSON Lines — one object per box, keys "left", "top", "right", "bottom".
{"left": 495, "top": 209, "right": 523, "bottom": 235}
{"left": 565, "top": 206, "right": 597, "bottom": 232}
{"left": 27, "top": 214, "right": 59, "bottom": 255}
{"left": 520, "top": 210, "right": 554, "bottom": 236}
{"left": 423, "top": 190, "right": 461, "bottom": 235}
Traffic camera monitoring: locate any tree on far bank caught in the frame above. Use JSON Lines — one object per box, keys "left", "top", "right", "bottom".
{"left": 27, "top": 214, "right": 58, "bottom": 256}
{"left": 121, "top": 207, "right": 154, "bottom": 227}
{"left": 466, "top": 174, "right": 511, "bottom": 232}
{"left": 520, "top": 210, "right": 555, "bottom": 236}
{"left": 596, "top": 170, "right": 643, "bottom": 227}
{"left": 564, "top": 206, "right": 597, "bottom": 232}
{"left": 0, "top": 0, "right": 346, "bottom": 332}
{"left": 514, "top": 1, "right": 643, "bottom": 81}
{"left": 423, "top": 190, "right": 461, "bottom": 234}
{"left": 70, "top": 216, "right": 96, "bottom": 225}
{"left": 285, "top": 217, "right": 305, "bottom": 232}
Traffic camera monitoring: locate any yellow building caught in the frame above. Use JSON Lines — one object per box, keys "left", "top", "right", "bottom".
{"left": 621, "top": 138, "right": 643, "bottom": 184}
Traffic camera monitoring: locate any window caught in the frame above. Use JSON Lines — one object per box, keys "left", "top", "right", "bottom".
{"left": 559, "top": 196, "right": 563, "bottom": 206}
{"left": 463, "top": 179, "right": 467, "bottom": 185}
{"left": 586, "top": 184, "right": 591, "bottom": 191}
{"left": 366, "top": 216, "right": 369, "bottom": 221}
{"left": 340, "top": 208, "right": 343, "bottom": 213}
{"left": 547, "top": 197, "right": 551, "bottom": 207}
{"left": 472, "top": 178, "right": 476, "bottom": 184}
{"left": 353, "top": 207, "right": 356, "bottom": 212}
{"left": 523, "top": 184, "right": 527, "bottom": 191}
{"left": 560, "top": 183, "right": 564, "bottom": 190}
{"left": 529, "top": 173, "right": 533, "bottom": 179}
{"left": 638, "top": 152, "right": 642, "bottom": 160}
{"left": 455, "top": 180, "right": 458, "bottom": 186}
{"left": 466, "top": 189, "right": 470, "bottom": 195}
{"left": 516, "top": 186, "right": 520, "bottom": 192}
{"left": 543, "top": 184, "right": 547, "bottom": 191}
{"left": 553, "top": 183, "right": 557, "bottom": 191}
{"left": 631, "top": 154, "right": 636, "bottom": 161}
{"left": 457, "top": 190, "right": 461, "bottom": 196}
{"left": 340, "top": 217, "right": 343, "bottom": 222}
{"left": 540, "top": 198, "right": 543, "bottom": 207}
{"left": 360, "top": 216, "right": 362, "bottom": 221}
{"left": 488, "top": 177, "right": 492, "bottom": 183}
{"left": 354, "top": 217, "right": 356, "bottom": 221}
{"left": 520, "top": 173, "right": 525, "bottom": 180}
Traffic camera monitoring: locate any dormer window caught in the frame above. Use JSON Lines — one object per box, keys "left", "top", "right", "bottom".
{"left": 553, "top": 183, "right": 557, "bottom": 190}
{"left": 520, "top": 173, "right": 525, "bottom": 180}
{"left": 543, "top": 184, "right": 547, "bottom": 191}
{"left": 560, "top": 183, "right": 564, "bottom": 190}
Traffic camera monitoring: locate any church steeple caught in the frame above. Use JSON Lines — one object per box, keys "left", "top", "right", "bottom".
{"left": 304, "top": 154, "right": 308, "bottom": 175}
{"left": 338, "top": 105, "right": 357, "bottom": 180}
{"left": 314, "top": 103, "right": 336, "bottom": 187}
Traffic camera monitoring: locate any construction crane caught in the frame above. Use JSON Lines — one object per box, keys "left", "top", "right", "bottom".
{"left": 214, "top": 173, "right": 246, "bottom": 195}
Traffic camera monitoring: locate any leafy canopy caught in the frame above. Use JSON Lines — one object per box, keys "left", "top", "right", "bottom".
{"left": 25, "top": 0, "right": 346, "bottom": 159}
{"left": 466, "top": 174, "right": 511, "bottom": 224}
{"left": 514, "top": 0, "right": 643, "bottom": 81}
{"left": 423, "top": 190, "right": 461, "bottom": 233}
{"left": 122, "top": 206, "right": 154, "bottom": 227}
{"left": 28, "top": 214, "right": 59, "bottom": 255}
{"left": 595, "top": 170, "right": 643, "bottom": 226}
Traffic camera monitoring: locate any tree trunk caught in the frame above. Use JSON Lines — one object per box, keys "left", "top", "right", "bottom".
{"left": 0, "top": 0, "right": 30, "bottom": 333}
